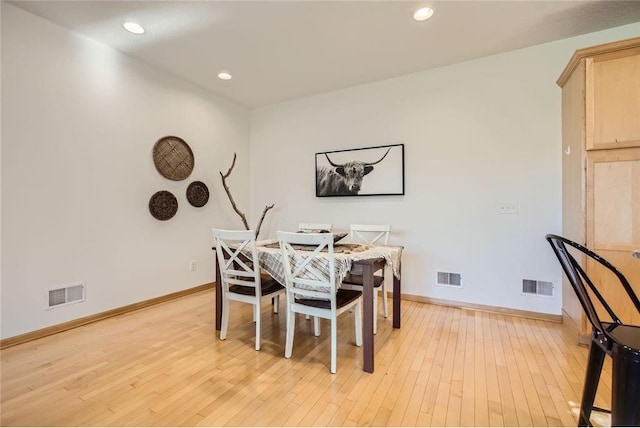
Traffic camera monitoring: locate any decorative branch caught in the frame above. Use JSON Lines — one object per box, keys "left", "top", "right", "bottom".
{"left": 255, "top": 204, "right": 275, "bottom": 238}
{"left": 219, "top": 152, "right": 274, "bottom": 238}
{"left": 220, "top": 153, "right": 250, "bottom": 230}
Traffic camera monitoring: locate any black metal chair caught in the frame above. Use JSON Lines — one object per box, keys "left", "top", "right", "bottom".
{"left": 546, "top": 234, "right": 640, "bottom": 426}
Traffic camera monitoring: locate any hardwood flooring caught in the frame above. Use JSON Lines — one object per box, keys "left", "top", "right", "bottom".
{"left": 0, "top": 289, "right": 612, "bottom": 426}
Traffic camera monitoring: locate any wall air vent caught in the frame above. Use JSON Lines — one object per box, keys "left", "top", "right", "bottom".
{"left": 437, "top": 271, "right": 462, "bottom": 287}
{"left": 47, "top": 282, "right": 85, "bottom": 309}
{"left": 522, "top": 279, "right": 553, "bottom": 297}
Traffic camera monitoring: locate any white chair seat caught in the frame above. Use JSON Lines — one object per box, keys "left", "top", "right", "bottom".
{"left": 213, "top": 228, "right": 285, "bottom": 351}
{"left": 342, "top": 223, "right": 391, "bottom": 334}
{"left": 342, "top": 274, "right": 385, "bottom": 288}
{"left": 295, "top": 289, "right": 361, "bottom": 309}
{"left": 229, "top": 277, "right": 283, "bottom": 296}
{"left": 278, "top": 230, "right": 362, "bottom": 374}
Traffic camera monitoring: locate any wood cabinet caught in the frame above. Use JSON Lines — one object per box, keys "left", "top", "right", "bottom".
{"left": 557, "top": 37, "right": 640, "bottom": 340}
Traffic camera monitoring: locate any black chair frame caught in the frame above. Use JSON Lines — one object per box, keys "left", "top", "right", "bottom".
{"left": 546, "top": 234, "right": 640, "bottom": 427}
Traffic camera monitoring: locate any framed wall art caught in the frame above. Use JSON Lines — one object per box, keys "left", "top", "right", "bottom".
{"left": 315, "top": 143, "right": 404, "bottom": 197}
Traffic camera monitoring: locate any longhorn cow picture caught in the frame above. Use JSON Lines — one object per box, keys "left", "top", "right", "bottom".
{"left": 315, "top": 144, "right": 404, "bottom": 197}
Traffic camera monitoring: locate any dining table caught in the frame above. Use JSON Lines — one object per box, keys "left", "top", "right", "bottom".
{"left": 213, "top": 239, "right": 403, "bottom": 373}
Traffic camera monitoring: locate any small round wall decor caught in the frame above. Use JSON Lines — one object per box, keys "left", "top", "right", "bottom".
{"left": 152, "top": 136, "right": 194, "bottom": 181}
{"left": 149, "top": 190, "right": 178, "bottom": 221}
{"left": 186, "top": 181, "right": 209, "bottom": 207}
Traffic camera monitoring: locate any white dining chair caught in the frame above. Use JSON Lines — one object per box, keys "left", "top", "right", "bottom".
{"left": 341, "top": 224, "right": 391, "bottom": 334}
{"left": 212, "top": 228, "right": 285, "bottom": 351}
{"left": 298, "top": 223, "right": 332, "bottom": 232}
{"left": 297, "top": 223, "right": 333, "bottom": 320}
{"left": 277, "top": 230, "right": 362, "bottom": 374}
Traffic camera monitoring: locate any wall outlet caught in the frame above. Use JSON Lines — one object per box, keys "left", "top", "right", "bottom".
{"left": 499, "top": 202, "right": 518, "bottom": 214}
{"left": 189, "top": 260, "right": 198, "bottom": 271}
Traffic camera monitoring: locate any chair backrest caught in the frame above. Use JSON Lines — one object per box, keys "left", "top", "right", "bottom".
{"left": 212, "top": 228, "right": 261, "bottom": 296}
{"left": 350, "top": 224, "right": 391, "bottom": 245}
{"left": 298, "top": 223, "right": 332, "bottom": 233}
{"left": 545, "top": 234, "right": 640, "bottom": 335}
{"left": 277, "top": 231, "right": 337, "bottom": 303}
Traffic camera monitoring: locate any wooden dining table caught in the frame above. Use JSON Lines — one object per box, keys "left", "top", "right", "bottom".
{"left": 213, "top": 240, "right": 402, "bottom": 373}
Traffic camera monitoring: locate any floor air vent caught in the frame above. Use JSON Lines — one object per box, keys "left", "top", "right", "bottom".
{"left": 48, "top": 282, "right": 85, "bottom": 309}
{"left": 522, "top": 279, "right": 553, "bottom": 296}
{"left": 437, "top": 271, "right": 462, "bottom": 287}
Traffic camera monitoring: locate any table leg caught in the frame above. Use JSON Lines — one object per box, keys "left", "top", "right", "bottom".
{"left": 215, "top": 253, "right": 222, "bottom": 331}
{"left": 393, "top": 274, "right": 401, "bottom": 329}
{"left": 362, "top": 263, "right": 374, "bottom": 373}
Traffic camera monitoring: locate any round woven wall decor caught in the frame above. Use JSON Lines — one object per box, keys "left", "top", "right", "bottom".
{"left": 186, "top": 181, "right": 209, "bottom": 208}
{"left": 152, "top": 136, "right": 194, "bottom": 181}
{"left": 149, "top": 190, "right": 178, "bottom": 221}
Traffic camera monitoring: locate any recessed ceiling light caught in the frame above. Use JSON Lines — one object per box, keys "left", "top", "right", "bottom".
{"left": 122, "top": 21, "right": 145, "bottom": 35}
{"left": 217, "top": 71, "right": 232, "bottom": 80}
{"left": 413, "top": 6, "right": 434, "bottom": 21}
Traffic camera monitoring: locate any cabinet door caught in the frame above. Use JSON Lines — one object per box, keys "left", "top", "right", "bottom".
{"left": 586, "top": 147, "right": 640, "bottom": 326}
{"left": 586, "top": 47, "right": 640, "bottom": 150}
{"left": 561, "top": 60, "right": 588, "bottom": 334}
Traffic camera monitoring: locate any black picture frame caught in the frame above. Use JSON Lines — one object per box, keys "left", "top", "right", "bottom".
{"left": 315, "top": 143, "right": 404, "bottom": 197}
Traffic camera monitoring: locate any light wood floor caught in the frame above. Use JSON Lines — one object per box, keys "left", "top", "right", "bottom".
{"left": 1, "top": 289, "right": 612, "bottom": 427}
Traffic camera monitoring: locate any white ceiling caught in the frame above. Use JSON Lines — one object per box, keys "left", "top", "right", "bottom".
{"left": 10, "top": 1, "right": 640, "bottom": 108}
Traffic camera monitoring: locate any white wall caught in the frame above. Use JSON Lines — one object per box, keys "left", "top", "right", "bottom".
{"left": 250, "top": 23, "right": 640, "bottom": 315}
{"left": 2, "top": 4, "right": 638, "bottom": 339}
{"left": 1, "top": 3, "right": 250, "bottom": 339}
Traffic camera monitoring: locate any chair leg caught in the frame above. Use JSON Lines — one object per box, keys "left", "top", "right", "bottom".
{"left": 285, "top": 308, "right": 295, "bottom": 358}
{"left": 373, "top": 289, "right": 378, "bottom": 335}
{"left": 273, "top": 295, "right": 279, "bottom": 314}
{"left": 314, "top": 316, "right": 321, "bottom": 337}
{"left": 578, "top": 341, "right": 606, "bottom": 426}
{"left": 611, "top": 344, "right": 640, "bottom": 426}
{"left": 381, "top": 272, "right": 389, "bottom": 319}
{"left": 255, "top": 303, "right": 261, "bottom": 351}
{"left": 355, "top": 301, "right": 362, "bottom": 347}
{"left": 220, "top": 297, "right": 229, "bottom": 340}
{"left": 331, "top": 317, "right": 337, "bottom": 374}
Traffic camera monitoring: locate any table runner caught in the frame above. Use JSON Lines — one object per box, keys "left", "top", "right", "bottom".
{"left": 249, "top": 240, "right": 402, "bottom": 293}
